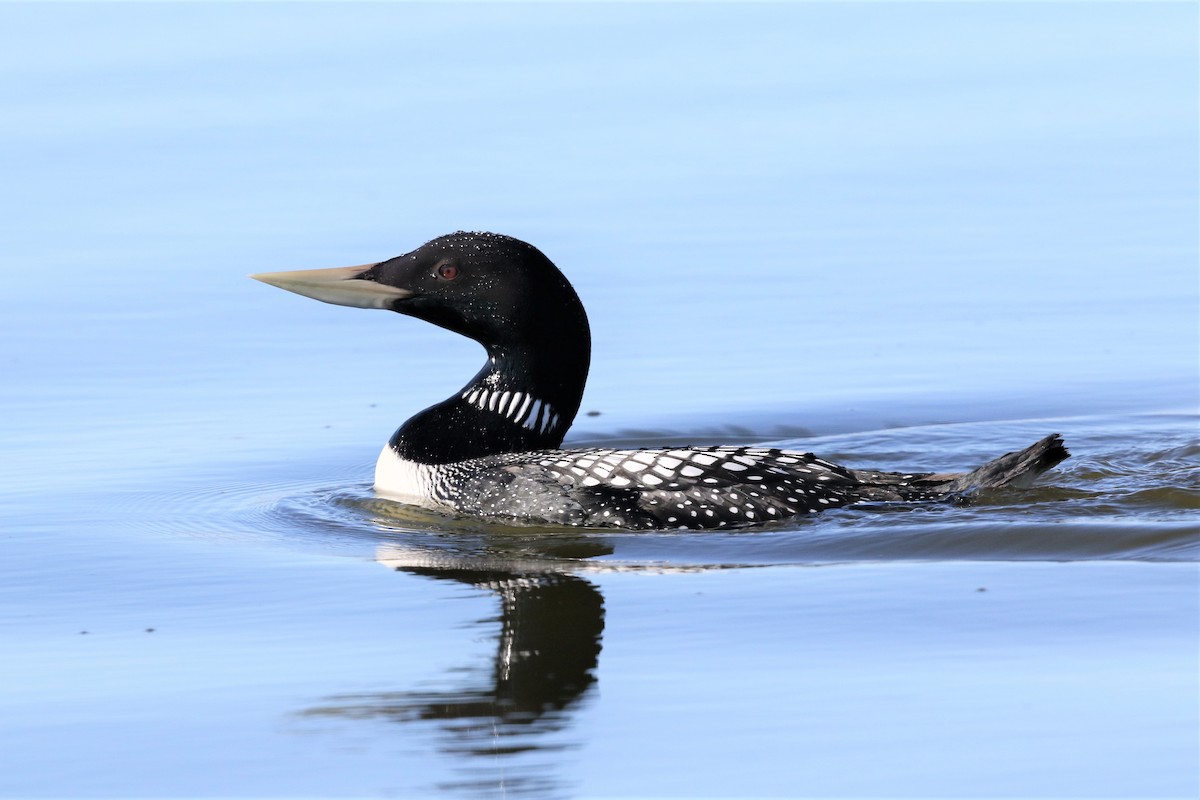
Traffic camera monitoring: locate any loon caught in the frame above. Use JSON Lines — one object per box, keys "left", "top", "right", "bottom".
{"left": 251, "top": 231, "right": 1069, "bottom": 530}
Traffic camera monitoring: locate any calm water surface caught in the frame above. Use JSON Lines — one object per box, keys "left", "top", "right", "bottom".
{"left": 2, "top": 4, "right": 1197, "bottom": 799}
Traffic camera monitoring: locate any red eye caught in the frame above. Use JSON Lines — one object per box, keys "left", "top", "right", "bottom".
{"left": 437, "top": 263, "right": 459, "bottom": 280}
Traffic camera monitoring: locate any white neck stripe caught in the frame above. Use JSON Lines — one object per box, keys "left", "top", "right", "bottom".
{"left": 461, "top": 386, "right": 560, "bottom": 434}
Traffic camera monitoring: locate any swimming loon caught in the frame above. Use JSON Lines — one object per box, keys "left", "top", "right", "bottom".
{"left": 251, "top": 231, "right": 1069, "bottom": 529}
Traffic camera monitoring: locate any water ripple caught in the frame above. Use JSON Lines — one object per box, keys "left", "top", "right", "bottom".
{"left": 175, "top": 411, "right": 1197, "bottom": 570}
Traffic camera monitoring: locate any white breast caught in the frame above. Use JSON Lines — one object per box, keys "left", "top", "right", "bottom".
{"left": 373, "top": 446, "right": 446, "bottom": 509}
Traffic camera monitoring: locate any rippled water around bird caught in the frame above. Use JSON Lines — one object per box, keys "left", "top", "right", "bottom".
{"left": 219, "top": 411, "right": 1200, "bottom": 567}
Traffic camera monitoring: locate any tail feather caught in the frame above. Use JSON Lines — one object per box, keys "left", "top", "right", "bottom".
{"left": 847, "top": 433, "right": 1070, "bottom": 502}
{"left": 942, "top": 433, "right": 1070, "bottom": 493}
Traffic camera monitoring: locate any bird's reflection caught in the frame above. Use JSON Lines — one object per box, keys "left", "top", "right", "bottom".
{"left": 301, "top": 539, "right": 610, "bottom": 796}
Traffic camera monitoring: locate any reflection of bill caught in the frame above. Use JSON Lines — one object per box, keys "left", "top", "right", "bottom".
{"left": 302, "top": 545, "right": 606, "bottom": 794}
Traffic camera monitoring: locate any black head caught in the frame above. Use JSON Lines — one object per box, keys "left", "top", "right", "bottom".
{"left": 361, "top": 232, "right": 585, "bottom": 351}
{"left": 253, "top": 231, "right": 589, "bottom": 360}
{"left": 252, "top": 232, "right": 592, "bottom": 462}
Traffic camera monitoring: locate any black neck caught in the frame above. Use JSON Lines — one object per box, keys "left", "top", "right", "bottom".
{"left": 390, "top": 342, "right": 589, "bottom": 465}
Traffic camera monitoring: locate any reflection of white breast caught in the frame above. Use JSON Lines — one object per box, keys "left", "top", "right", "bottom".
{"left": 374, "top": 446, "right": 447, "bottom": 509}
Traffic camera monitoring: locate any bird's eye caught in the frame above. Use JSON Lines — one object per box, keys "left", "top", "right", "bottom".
{"left": 436, "top": 262, "right": 459, "bottom": 281}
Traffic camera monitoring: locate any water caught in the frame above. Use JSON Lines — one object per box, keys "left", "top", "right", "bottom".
{"left": 2, "top": 4, "right": 1198, "bottom": 798}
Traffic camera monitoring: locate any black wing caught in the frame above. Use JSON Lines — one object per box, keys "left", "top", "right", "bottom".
{"left": 454, "top": 446, "right": 861, "bottom": 529}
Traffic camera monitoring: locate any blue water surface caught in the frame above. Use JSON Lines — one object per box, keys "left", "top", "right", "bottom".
{"left": 1, "top": 3, "right": 1197, "bottom": 798}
